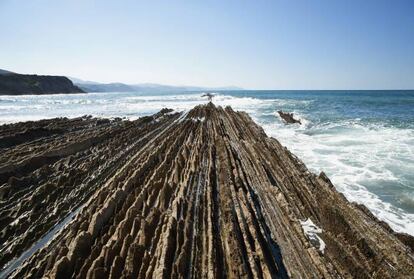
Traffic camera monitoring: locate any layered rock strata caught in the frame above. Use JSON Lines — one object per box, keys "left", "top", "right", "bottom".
{"left": 0, "top": 104, "right": 413, "bottom": 278}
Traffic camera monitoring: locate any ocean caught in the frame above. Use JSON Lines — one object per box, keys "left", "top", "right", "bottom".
{"left": 1, "top": 90, "right": 413, "bottom": 235}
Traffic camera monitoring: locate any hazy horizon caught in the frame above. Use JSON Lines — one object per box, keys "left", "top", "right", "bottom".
{"left": 1, "top": 0, "right": 413, "bottom": 90}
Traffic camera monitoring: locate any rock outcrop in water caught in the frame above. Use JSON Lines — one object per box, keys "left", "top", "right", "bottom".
{"left": 277, "top": 111, "right": 301, "bottom": 125}
{"left": 0, "top": 104, "right": 413, "bottom": 278}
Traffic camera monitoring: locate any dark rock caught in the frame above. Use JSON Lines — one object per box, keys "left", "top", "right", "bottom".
{"left": 277, "top": 110, "right": 302, "bottom": 124}
{"left": 394, "top": 232, "right": 414, "bottom": 251}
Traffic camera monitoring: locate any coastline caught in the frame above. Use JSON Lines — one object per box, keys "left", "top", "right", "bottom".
{"left": 1, "top": 104, "right": 413, "bottom": 278}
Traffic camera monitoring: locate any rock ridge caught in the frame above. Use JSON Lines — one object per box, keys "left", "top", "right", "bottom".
{"left": 0, "top": 103, "right": 413, "bottom": 278}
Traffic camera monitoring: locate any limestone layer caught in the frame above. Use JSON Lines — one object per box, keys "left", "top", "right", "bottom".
{"left": 1, "top": 104, "right": 413, "bottom": 278}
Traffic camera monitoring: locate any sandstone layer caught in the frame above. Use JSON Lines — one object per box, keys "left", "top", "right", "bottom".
{"left": 0, "top": 104, "right": 413, "bottom": 278}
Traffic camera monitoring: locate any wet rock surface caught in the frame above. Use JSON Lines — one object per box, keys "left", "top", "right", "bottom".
{"left": 277, "top": 111, "right": 301, "bottom": 124}
{"left": 1, "top": 104, "right": 413, "bottom": 278}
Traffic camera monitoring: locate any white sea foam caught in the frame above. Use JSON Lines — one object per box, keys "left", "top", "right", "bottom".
{"left": 259, "top": 116, "right": 414, "bottom": 235}
{"left": 300, "top": 218, "right": 326, "bottom": 254}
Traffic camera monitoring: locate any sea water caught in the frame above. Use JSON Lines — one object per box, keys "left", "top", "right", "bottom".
{"left": 0, "top": 90, "right": 413, "bottom": 235}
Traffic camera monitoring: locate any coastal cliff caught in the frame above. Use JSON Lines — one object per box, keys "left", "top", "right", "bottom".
{"left": 0, "top": 104, "right": 413, "bottom": 278}
{"left": 0, "top": 73, "right": 84, "bottom": 95}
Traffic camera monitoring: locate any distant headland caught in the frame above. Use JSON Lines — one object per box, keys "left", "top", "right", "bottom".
{"left": 0, "top": 69, "right": 84, "bottom": 95}
{"left": 0, "top": 69, "right": 243, "bottom": 95}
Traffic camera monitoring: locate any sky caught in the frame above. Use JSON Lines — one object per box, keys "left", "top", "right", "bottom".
{"left": 1, "top": 0, "right": 413, "bottom": 89}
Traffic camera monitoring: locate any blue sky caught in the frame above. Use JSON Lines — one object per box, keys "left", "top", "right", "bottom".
{"left": 1, "top": 0, "right": 413, "bottom": 89}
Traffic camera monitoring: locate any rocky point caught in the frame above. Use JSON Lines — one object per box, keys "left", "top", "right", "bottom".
{"left": 0, "top": 104, "right": 413, "bottom": 278}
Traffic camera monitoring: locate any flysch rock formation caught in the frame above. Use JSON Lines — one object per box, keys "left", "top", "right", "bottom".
{"left": 0, "top": 103, "right": 413, "bottom": 278}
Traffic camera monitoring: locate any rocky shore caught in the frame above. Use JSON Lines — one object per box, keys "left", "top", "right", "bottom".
{"left": 0, "top": 104, "right": 413, "bottom": 278}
